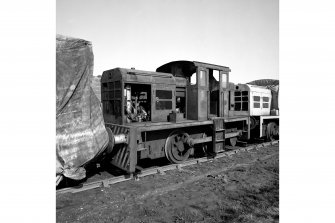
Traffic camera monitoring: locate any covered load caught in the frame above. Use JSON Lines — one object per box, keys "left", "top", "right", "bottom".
{"left": 56, "top": 35, "right": 109, "bottom": 185}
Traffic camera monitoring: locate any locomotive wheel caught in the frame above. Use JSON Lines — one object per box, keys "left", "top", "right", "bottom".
{"left": 229, "top": 137, "right": 237, "bottom": 146}
{"left": 165, "top": 131, "right": 191, "bottom": 164}
{"left": 250, "top": 116, "right": 258, "bottom": 130}
{"left": 266, "top": 122, "right": 279, "bottom": 141}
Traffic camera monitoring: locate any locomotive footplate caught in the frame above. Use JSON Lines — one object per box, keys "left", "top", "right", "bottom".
{"left": 106, "top": 117, "right": 251, "bottom": 174}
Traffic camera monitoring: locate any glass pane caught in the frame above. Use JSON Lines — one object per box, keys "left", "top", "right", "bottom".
{"left": 190, "top": 72, "right": 197, "bottom": 85}
{"left": 199, "top": 70, "right": 206, "bottom": 86}
{"left": 254, "top": 102, "right": 260, "bottom": 108}
{"left": 242, "top": 102, "right": 248, "bottom": 111}
{"left": 221, "top": 73, "right": 227, "bottom": 89}
{"left": 262, "top": 97, "right": 269, "bottom": 102}
{"left": 234, "top": 91, "right": 241, "bottom": 96}
{"left": 156, "top": 101, "right": 172, "bottom": 110}
{"left": 263, "top": 103, "right": 269, "bottom": 108}
{"left": 253, "top": 96, "right": 260, "bottom": 101}
{"left": 156, "top": 90, "right": 172, "bottom": 99}
{"left": 235, "top": 102, "right": 241, "bottom": 111}
{"left": 213, "top": 70, "right": 219, "bottom": 81}
{"left": 176, "top": 91, "right": 185, "bottom": 97}
{"left": 242, "top": 96, "right": 248, "bottom": 101}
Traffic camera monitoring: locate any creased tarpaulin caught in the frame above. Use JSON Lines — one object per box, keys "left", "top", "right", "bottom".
{"left": 56, "top": 35, "right": 109, "bottom": 185}
{"left": 247, "top": 79, "right": 279, "bottom": 110}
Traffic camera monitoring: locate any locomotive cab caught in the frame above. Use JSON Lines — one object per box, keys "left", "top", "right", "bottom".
{"left": 157, "top": 60, "right": 231, "bottom": 120}
{"left": 157, "top": 61, "right": 249, "bottom": 145}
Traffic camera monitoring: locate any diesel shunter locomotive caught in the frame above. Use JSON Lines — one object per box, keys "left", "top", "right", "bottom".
{"left": 101, "top": 60, "right": 279, "bottom": 175}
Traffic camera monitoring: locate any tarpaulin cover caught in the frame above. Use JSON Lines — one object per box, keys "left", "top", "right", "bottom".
{"left": 91, "top": 75, "right": 102, "bottom": 102}
{"left": 247, "top": 79, "right": 279, "bottom": 110}
{"left": 56, "top": 35, "right": 109, "bottom": 183}
{"left": 247, "top": 79, "right": 279, "bottom": 87}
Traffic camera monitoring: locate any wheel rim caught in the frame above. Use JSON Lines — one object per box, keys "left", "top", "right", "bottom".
{"left": 165, "top": 131, "right": 191, "bottom": 163}
{"left": 250, "top": 117, "right": 257, "bottom": 130}
{"left": 266, "top": 122, "right": 279, "bottom": 141}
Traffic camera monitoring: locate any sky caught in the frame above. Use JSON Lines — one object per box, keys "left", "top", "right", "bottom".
{"left": 57, "top": 0, "right": 278, "bottom": 84}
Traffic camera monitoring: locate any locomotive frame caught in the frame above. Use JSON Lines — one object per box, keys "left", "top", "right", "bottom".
{"left": 101, "top": 60, "right": 279, "bottom": 175}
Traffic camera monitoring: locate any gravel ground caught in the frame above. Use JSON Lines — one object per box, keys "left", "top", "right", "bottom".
{"left": 57, "top": 144, "right": 279, "bottom": 223}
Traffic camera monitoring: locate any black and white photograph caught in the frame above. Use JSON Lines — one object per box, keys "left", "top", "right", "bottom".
{"left": 3, "top": 0, "right": 335, "bottom": 223}
{"left": 55, "top": 0, "right": 279, "bottom": 222}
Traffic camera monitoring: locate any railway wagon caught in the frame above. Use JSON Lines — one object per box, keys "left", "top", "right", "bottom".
{"left": 101, "top": 60, "right": 278, "bottom": 175}
{"left": 226, "top": 82, "right": 279, "bottom": 141}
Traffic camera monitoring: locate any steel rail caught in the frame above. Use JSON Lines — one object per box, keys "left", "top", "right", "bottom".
{"left": 56, "top": 140, "right": 278, "bottom": 195}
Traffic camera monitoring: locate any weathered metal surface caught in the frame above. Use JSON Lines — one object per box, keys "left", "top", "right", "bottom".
{"left": 164, "top": 131, "right": 191, "bottom": 163}
{"left": 127, "top": 127, "right": 138, "bottom": 173}
{"left": 156, "top": 61, "right": 231, "bottom": 76}
{"left": 266, "top": 122, "right": 279, "bottom": 141}
{"left": 191, "top": 136, "right": 213, "bottom": 144}
{"left": 101, "top": 68, "right": 175, "bottom": 85}
{"left": 225, "top": 131, "right": 242, "bottom": 139}
{"left": 114, "top": 134, "right": 127, "bottom": 144}
{"left": 198, "top": 86, "right": 208, "bottom": 121}
{"left": 212, "top": 118, "right": 225, "bottom": 154}
{"left": 156, "top": 60, "right": 197, "bottom": 77}
{"left": 151, "top": 84, "right": 176, "bottom": 122}
{"left": 101, "top": 67, "right": 177, "bottom": 126}
{"left": 135, "top": 120, "right": 213, "bottom": 132}
{"left": 105, "top": 123, "right": 135, "bottom": 172}
{"left": 138, "top": 124, "right": 213, "bottom": 160}
{"left": 259, "top": 116, "right": 279, "bottom": 138}
{"left": 186, "top": 86, "right": 198, "bottom": 120}
{"left": 98, "top": 60, "right": 279, "bottom": 177}
{"left": 247, "top": 79, "right": 279, "bottom": 111}
{"left": 224, "top": 116, "right": 249, "bottom": 122}
{"left": 105, "top": 127, "right": 127, "bottom": 152}
{"left": 157, "top": 61, "right": 231, "bottom": 122}
{"left": 247, "top": 84, "right": 272, "bottom": 116}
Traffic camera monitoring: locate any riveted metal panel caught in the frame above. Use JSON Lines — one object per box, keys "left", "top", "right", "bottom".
{"left": 186, "top": 86, "right": 198, "bottom": 120}
{"left": 151, "top": 84, "right": 176, "bottom": 122}
{"left": 104, "top": 123, "right": 138, "bottom": 173}
{"left": 198, "top": 89, "right": 208, "bottom": 121}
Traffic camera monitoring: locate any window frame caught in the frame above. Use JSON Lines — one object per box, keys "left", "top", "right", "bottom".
{"left": 234, "top": 90, "right": 249, "bottom": 111}
{"left": 155, "top": 89, "right": 173, "bottom": 110}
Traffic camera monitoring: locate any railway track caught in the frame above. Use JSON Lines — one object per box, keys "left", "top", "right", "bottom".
{"left": 56, "top": 140, "right": 279, "bottom": 195}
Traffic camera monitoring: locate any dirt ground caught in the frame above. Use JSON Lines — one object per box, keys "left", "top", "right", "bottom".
{"left": 57, "top": 144, "right": 279, "bottom": 223}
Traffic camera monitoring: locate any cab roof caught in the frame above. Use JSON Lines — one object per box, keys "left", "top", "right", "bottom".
{"left": 156, "top": 60, "right": 231, "bottom": 77}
